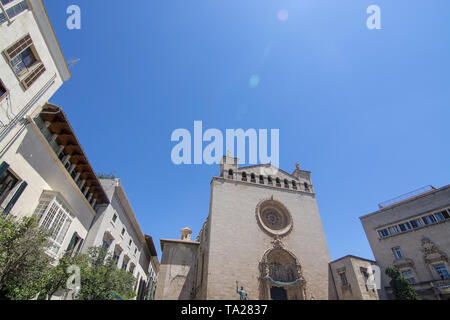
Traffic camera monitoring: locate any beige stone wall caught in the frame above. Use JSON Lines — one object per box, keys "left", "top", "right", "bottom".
{"left": 155, "top": 241, "right": 199, "bottom": 300}
{"left": 205, "top": 176, "right": 331, "bottom": 300}
{"left": 330, "top": 256, "right": 379, "bottom": 300}
{"left": 360, "top": 186, "right": 450, "bottom": 300}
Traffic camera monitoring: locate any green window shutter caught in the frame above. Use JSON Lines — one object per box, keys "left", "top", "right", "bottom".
{"left": 66, "top": 232, "right": 79, "bottom": 254}
{"left": 0, "top": 162, "right": 9, "bottom": 177}
{"left": 4, "top": 181, "right": 27, "bottom": 214}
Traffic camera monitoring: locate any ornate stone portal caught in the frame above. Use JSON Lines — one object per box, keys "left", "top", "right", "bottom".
{"left": 258, "top": 237, "right": 307, "bottom": 300}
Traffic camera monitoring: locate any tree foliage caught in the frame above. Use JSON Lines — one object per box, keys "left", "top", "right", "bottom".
{"left": 0, "top": 215, "right": 136, "bottom": 300}
{"left": 74, "top": 247, "right": 136, "bottom": 300}
{"left": 385, "top": 266, "right": 420, "bottom": 300}
{"left": 0, "top": 215, "right": 51, "bottom": 300}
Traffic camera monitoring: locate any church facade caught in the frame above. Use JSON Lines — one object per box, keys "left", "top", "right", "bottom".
{"left": 156, "top": 156, "right": 333, "bottom": 300}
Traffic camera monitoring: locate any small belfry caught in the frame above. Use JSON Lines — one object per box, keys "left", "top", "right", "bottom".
{"left": 156, "top": 160, "right": 332, "bottom": 300}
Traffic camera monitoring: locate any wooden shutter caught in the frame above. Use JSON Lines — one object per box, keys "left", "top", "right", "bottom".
{"left": 4, "top": 34, "right": 33, "bottom": 61}
{"left": 3, "top": 181, "right": 27, "bottom": 214}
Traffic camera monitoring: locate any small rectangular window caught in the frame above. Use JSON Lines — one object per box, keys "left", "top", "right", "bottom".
{"left": 378, "top": 229, "right": 389, "bottom": 238}
{"left": 401, "top": 270, "right": 416, "bottom": 284}
{"left": 112, "top": 213, "right": 117, "bottom": 223}
{"left": 434, "top": 265, "right": 450, "bottom": 280}
{"left": 399, "top": 222, "right": 411, "bottom": 232}
{"left": 388, "top": 226, "right": 399, "bottom": 235}
{"left": 121, "top": 228, "right": 125, "bottom": 236}
{"left": 339, "top": 272, "right": 348, "bottom": 286}
{"left": 436, "top": 211, "right": 450, "bottom": 221}
{"left": 410, "top": 219, "right": 422, "bottom": 229}
{"left": 392, "top": 247, "right": 403, "bottom": 260}
{"left": 422, "top": 215, "right": 437, "bottom": 225}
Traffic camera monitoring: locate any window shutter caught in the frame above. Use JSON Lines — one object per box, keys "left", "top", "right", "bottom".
{"left": 66, "top": 232, "right": 79, "bottom": 254}
{"left": 3, "top": 181, "right": 27, "bottom": 214}
{"left": 0, "top": 162, "right": 9, "bottom": 177}
{"left": 75, "top": 238, "right": 84, "bottom": 254}
{"left": 4, "top": 34, "right": 33, "bottom": 61}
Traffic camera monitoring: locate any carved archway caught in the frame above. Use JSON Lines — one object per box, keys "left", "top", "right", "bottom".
{"left": 258, "top": 239, "right": 307, "bottom": 300}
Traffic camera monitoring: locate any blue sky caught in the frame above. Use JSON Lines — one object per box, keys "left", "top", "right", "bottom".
{"left": 44, "top": 0, "right": 450, "bottom": 260}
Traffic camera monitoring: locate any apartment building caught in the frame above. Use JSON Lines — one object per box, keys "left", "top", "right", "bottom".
{"left": 83, "top": 178, "right": 159, "bottom": 300}
{"left": 0, "top": 0, "right": 71, "bottom": 149}
{"left": 360, "top": 185, "right": 450, "bottom": 300}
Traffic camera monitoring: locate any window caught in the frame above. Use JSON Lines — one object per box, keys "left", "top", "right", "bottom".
{"left": 410, "top": 219, "right": 422, "bottom": 229}
{"left": 388, "top": 225, "right": 400, "bottom": 235}
{"left": 292, "top": 181, "right": 297, "bottom": 189}
{"left": 259, "top": 175, "right": 264, "bottom": 184}
{"left": 112, "top": 213, "right": 117, "bottom": 223}
{"left": 401, "top": 270, "right": 416, "bottom": 284}
{"left": 360, "top": 267, "right": 370, "bottom": 291}
{"left": 392, "top": 247, "right": 404, "bottom": 260}
{"left": 0, "top": 164, "right": 19, "bottom": 205}
{"left": 34, "top": 194, "right": 74, "bottom": 257}
{"left": 121, "top": 228, "right": 125, "bottom": 236}
{"left": 304, "top": 182, "right": 310, "bottom": 191}
{"left": 241, "top": 172, "right": 247, "bottom": 181}
{"left": 228, "top": 169, "right": 233, "bottom": 179}
{"left": 339, "top": 272, "right": 348, "bottom": 286}
{"left": 250, "top": 173, "right": 256, "bottom": 183}
{"left": 0, "top": 162, "right": 27, "bottom": 215}
{"left": 434, "top": 265, "right": 450, "bottom": 280}
{"left": 275, "top": 178, "right": 281, "bottom": 187}
{"left": 122, "top": 257, "right": 129, "bottom": 270}
{"left": 378, "top": 229, "right": 389, "bottom": 238}
{"left": 0, "top": 1, "right": 29, "bottom": 24}
{"left": 422, "top": 215, "right": 437, "bottom": 225}
{"left": 4, "top": 34, "right": 46, "bottom": 89}
{"left": 66, "top": 232, "right": 83, "bottom": 257}
{"left": 284, "top": 179, "right": 289, "bottom": 188}
{"left": 129, "top": 239, "right": 132, "bottom": 247}
{"left": 399, "top": 222, "right": 412, "bottom": 232}
{"left": 134, "top": 248, "right": 137, "bottom": 255}
{"left": 0, "top": 79, "right": 7, "bottom": 100}
{"left": 11, "top": 47, "right": 36, "bottom": 75}
{"left": 267, "top": 176, "right": 273, "bottom": 185}
{"left": 436, "top": 210, "right": 450, "bottom": 221}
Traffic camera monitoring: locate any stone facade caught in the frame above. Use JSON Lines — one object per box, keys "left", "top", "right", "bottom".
{"left": 360, "top": 185, "right": 450, "bottom": 300}
{"left": 157, "top": 158, "right": 332, "bottom": 300}
{"left": 329, "top": 255, "right": 379, "bottom": 300}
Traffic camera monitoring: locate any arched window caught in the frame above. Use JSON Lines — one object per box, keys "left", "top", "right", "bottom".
{"left": 228, "top": 169, "right": 233, "bottom": 179}
{"left": 267, "top": 176, "right": 273, "bottom": 185}
{"left": 276, "top": 178, "right": 281, "bottom": 187}
{"left": 292, "top": 181, "right": 297, "bottom": 190}
{"left": 284, "top": 179, "right": 289, "bottom": 188}
{"left": 242, "top": 172, "right": 247, "bottom": 181}
{"left": 304, "top": 182, "right": 310, "bottom": 191}
{"left": 259, "top": 175, "right": 264, "bottom": 184}
{"left": 251, "top": 173, "right": 256, "bottom": 183}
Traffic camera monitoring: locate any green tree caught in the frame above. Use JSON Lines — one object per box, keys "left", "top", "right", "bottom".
{"left": 75, "top": 247, "right": 136, "bottom": 300}
{"left": 385, "top": 266, "right": 420, "bottom": 300}
{"left": 0, "top": 215, "right": 51, "bottom": 300}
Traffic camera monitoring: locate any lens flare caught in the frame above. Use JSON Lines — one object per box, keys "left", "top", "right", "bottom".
{"left": 249, "top": 75, "right": 260, "bottom": 88}
{"left": 277, "top": 9, "right": 289, "bottom": 22}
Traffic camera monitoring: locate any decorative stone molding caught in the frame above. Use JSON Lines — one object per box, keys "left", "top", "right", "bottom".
{"left": 422, "top": 237, "right": 448, "bottom": 264}
{"left": 255, "top": 197, "right": 293, "bottom": 238}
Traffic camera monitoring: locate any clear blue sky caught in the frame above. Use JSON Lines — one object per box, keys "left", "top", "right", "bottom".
{"left": 44, "top": 0, "right": 450, "bottom": 260}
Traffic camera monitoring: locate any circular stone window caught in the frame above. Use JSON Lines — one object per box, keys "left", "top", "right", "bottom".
{"left": 256, "top": 200, "right": 293, "bottom": 237}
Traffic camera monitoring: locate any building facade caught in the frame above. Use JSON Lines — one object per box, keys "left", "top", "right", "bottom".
{"left": 329, "top": 255, "right": 380, "bottom": 300}
{"left": 83, "top": 178, "right": 159, "bottom": 300}
{"left": 0, "top": 0, "right": 70, "bottom": 150}
{"left": 360, "top": 185, "right": 450, "bottom": 300}
{"left": 0, "top": 103, "right": 111, "bottom": 267}
{"left": 156, "top": 157, "right": 332, "bottom": 300}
